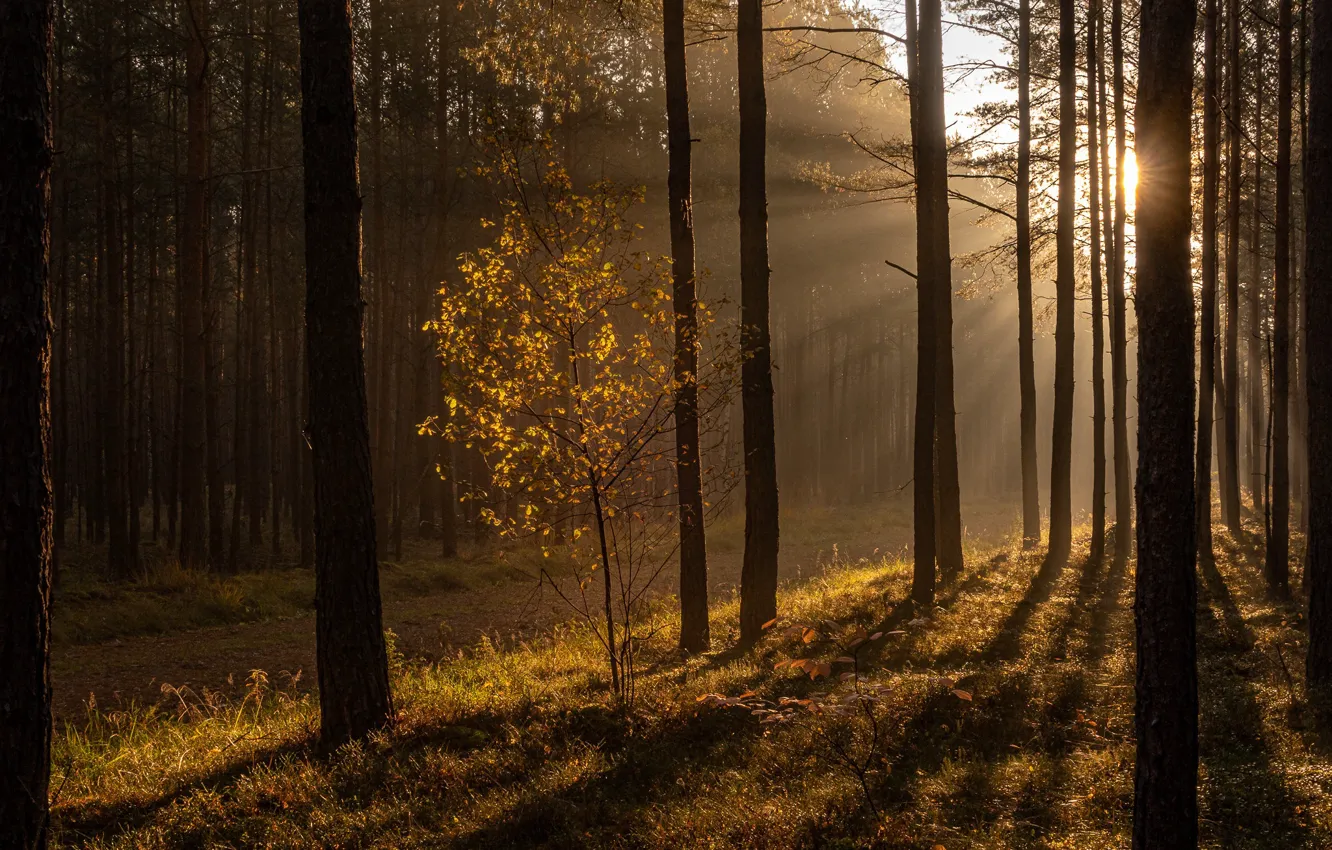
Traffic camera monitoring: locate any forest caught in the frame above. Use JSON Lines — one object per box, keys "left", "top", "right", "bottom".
{"left": 1, "top": 0, "right": 1330, "bottom": 844}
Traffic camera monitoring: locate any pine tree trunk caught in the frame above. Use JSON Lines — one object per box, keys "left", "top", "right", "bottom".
{"left": 907, "top": 0, "right": 937, "bottom": 608}
{"left": 1223, "top": 0, "right": 1244, "bottom": 531}
{"left": 1132, "top": 0, "right": 1199, "bottom": 839}
{"left": 1049, "top": 0, "right": 1078, "bottom": 568}
{"left": 1304, "top": 0, "right": 1332, "bottom": 692}
{"left": 1269, "top": 0, "right": 1293, "bottom": 592}
{"left": 1249, "top": 44, "right": 1265, "bottom": 517}
{"left": 179, "top": 0, "right": 210, "bottom": 570}
{"left": 1112, "top": 0, "right": 1132, "bottom": 559}
{"left": 1088, "top": 0, "right": 1107, "bottom": 565}
{"left": 0, "top": 2, "right": 55, "bottom": 844}
{"left": 1199, "top": 0, "right": 1221, "bottom": 560}
{"left": 1017, "top": 0, "right": 1039, "bottom": 546}
{"left": 297, "top": 0, "right": 394, "bottom": 746}
{"left": 665, "top": 0, "right": 709, "bottom": 653}
{"left": 736, "top": 0, "right": 780, "bottom": 647}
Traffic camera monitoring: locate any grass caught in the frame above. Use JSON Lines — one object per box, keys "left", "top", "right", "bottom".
{"left": 48, "top": 517, "right": 1332, "bottom": 848}
{"left": 52, "top": 538, "right": 526, "bottom": 646}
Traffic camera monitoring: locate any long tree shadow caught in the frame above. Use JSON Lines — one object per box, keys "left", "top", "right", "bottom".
{"left": 1196, "top": 553, "right": 1311, "bottom": 847}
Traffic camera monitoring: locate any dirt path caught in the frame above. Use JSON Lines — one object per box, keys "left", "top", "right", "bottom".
{"left": 53, "top": 500, "right": 1017, "bottom": 721}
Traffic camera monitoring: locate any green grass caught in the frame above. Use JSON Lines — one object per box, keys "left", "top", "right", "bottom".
{"left": 53, "top": 538, "right": 525, "bottom": 646}
{"left": 48, "top": 520, "right": 1332, "bottom": 848}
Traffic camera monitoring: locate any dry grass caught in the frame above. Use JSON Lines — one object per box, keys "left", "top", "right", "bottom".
{"left": 47, "top": 516, "right": 1332, "bottom": 848}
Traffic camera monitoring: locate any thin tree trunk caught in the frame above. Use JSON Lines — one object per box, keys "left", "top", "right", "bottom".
{"left": 1269, "top": 0, "right": 1293, "bottom": 593}
{"left": 1089, "top": 0, "right": 1108, "bottom": 565}
{"left": 179, "top": 0, "right": 210, "bottom": 570}
{"left": 907, "top": 0, "right": 937, "bottom": 608}
{"left": 1017, "top": 0, "right": 1040, "bottom": 547}
{"left": 665, "top": 0, "right": 709, "bottom": 652}
{"left": 1249, "top": 38, "right": 1266, "bottom": 517}
{"left": 297, "top": 0, "right": 394, "bottom": 746}
{"left": 1049, "top": 0, "right": 1078, "bottom": 567}
{"left": 0, "top": 1, "right": 55, "bottom": 843}
{"left": 736, "top": 0, "right": 780, "bottom": 647}
{"left": 1199, "top": 0, "right": 1221, "bottom": 560}
{"left": 1112, "top": 0, "right": 1132, "bottom": 559}
{"left": 1132, "top": 0, "right": 1199, "bottom": 838}
{"left": 1223, "top": 0, "right": 1244, "bottom": 530}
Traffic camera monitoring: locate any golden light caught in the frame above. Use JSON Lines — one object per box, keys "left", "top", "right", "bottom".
{"left": 1123, "top": 148, "right": 1139, "bottom": 213}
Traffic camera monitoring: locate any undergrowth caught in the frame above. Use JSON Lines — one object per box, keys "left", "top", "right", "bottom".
{"left": 48, "top": 518, "right": 1332, "bottom": 848}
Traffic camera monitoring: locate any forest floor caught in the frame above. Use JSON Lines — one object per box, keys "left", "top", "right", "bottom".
{"left": 48, "top": 510, "right": 1332, "bottom": 848}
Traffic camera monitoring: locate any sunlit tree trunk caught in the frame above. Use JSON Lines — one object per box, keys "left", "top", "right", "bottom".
{"left": 665, "top": 0, "right": 709, "bottom": 652}
{"left": 0, "top": 1, "right": 55, "bottom": 844}
{"left": 1112, "top": 0, "right": 1132, "bottom": 560}
{"left": 1222, "top": 0, "right": 1243, "bottom": 531}
{"left": 297, "top": 0, "right": 394, "bottom": 746}
{"left": 737, "top": 0, "right": 780, "bottom": 647}
{"left": 1088, "top": 0, "right": 1107, "bottom": 565}
{"left": 1132, "top": 0, "right": 1199, "bottom": 839}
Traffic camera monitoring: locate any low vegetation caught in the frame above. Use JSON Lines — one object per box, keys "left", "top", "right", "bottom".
{"left": 48, "top": 520, "right": 1332, "bottom": 848}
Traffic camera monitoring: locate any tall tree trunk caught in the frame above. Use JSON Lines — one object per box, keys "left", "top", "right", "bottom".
{"left": 1017, "top": 0, "right": 1040, "bottom": 548}
{"left": 102, "top": 62, "right": 130, "bottom": 580}
{"left": 1248, "top": 39, "right": 1266, "bottom": 517}
{"left": 1132, "top": 0, "right": 1199, "bottom": 839}
{"left": 665, "top": 0, "right": 709, "bottom": 652}
{"left": 907, "top": 0, "right": 937, "bottom": 608}
{"left": 1304, "top": 0, "right": 1332, "bottom": 692}
{"left": 1112, "top": 0, "right": 1132, "bottom": 559}
{"left": 1049, "top": 0, "right": 1078, "bottom": 568}
{"left": 297, "top": 0, "right": 394, "bottom": 746}
{"left": 1089, "top": 0, "right": 1108, "bottom": 565}
{"left": 1223, "top": 0, "right": 1243, "bottom": 531}
{"left": 736, "top": 0, "right": 780, "bottom": 647}
{"left": 369, "top": 0, "right": 391, "bottom": 562}
{"left": 433, "top": 0, "right": 457, "bottom": 558}
{"left": 0, "top": 1, "right": 55, "bottom": 844}
{"left": 1199, "top": 0, "right": 1221, "bottom": 560}
{"left": 179, "top": 0, "right": 210, "bottom": 570}
{"left": 1269, "top": 0, "right": 1293, "bottom": 592}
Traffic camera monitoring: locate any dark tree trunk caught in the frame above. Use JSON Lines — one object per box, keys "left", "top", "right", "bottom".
{"left": 907, "top": 0, "right": 936, "bottom": 608}
{"left": 1199, "top": 0, "right": 1221, "bottom": 560}
{"left": 0, "top": 2, "right": 55, "bottom": 845}
{"left": 297, "top": 0, "right": 394, "bottom": 746}
{"left": 1248, "top": 42, "right": 1265, "bottom": 517}
{"left": 1049, "top": 0, "right": 1078, "bottom": 567}
{"left": 434, "top": 0, "right": 457, "bottom": 559}
{"left": 1088, "top": 0, "right": 1107, "bottom": 565}
{"left": 1222, "top": 0, "right": 1243, "bottom": 531}
{"left": 736, "top": 0, "right": 779, "bottom": 647}
{"left": 1112, "top": 0, "right": 1132, "bottom": 559}
{"left": 1017, "top": 0, "right": 1040, "bottom": 548}
{"left": 179, "top": 0, "right": 210, "bottom": 570}
{"left": 1132, "top": 0, "right": 1199, "bottom": 838}
{"left": 665, "top": 0, "right": 709, "bottom": 653}
{"left": 1270, "top": 0, "right": 1293, "bottom": 593}
{"left": 1305, "top": 0, "right": 1332, "bottom": 692}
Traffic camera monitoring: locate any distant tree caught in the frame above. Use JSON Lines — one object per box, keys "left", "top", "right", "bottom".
{"left": 1048, "top": 0, "right": 1078, "bottom": 568}
{"left": 0, "top": 0, "right": 56, "bottom": 844}
{"left": 1268, "top": 0, "right": 1293, "bottom": 594}
{"left": 297, "top": 0, "right": 394, "bottom": 747}
{"left": 1132, "top": 0, "right": 1199, "bottom": 839}
{"left": 1198, "top": 0, "right": 1221, "bottom": 562}
{"left": 1222, "top": 0, "right": 1243, "bottom": 532}
{"left": 1305, "top": 0, "right": 1332, "bottom": 695}
{"left": 664, "top": 0, "right": 710, "bottom": 653}
{"left": 737, "top": 0, "right": 780, "bottom": 648}
{"left": 1017, "top": 0, "right": 1040, "bottom": 549}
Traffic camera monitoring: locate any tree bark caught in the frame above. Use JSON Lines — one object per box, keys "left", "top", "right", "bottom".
{"left": 737, "top": 0, "right": 780, "bottom": 647}
{"left": 1269, "top": 0, "right": 1293, "bottom": 593}
{"left": 1112, "top": 0, "right": 1132, "bottom": 560}
{"left": 1305, "top": 0, "right": 1332, "bottom": 692}
{"left": 1017, "top": 0, "right": 1040, "bottom": 548}
{"left": 179, "top": 0, "right": 210, "bottom": 570}
{"left": 1089, "top": 0, "right": 1108, "bottom": 565}
{"left": 0, "top": 2, "right": 55, "bottom": 845}
{"left": 1049, "top": 0, "right": 1078, "bottom": 567}
{"left": 665, "top": 0, "right": 709, "bottom": 653}
{"left": 297, "top": 0, "right": 394, "bottom": 746}
{"left": 1223, "top": 0, "right": 1243, "bottom": 531}
{"left": 1199, "top": 0, "right": 1221, "bottom": 560}
{"left": 1133, "top": 0, "right": 1199, "bottom": 839}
